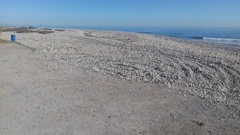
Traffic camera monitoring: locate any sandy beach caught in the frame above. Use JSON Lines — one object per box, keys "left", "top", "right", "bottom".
{"left": 0, "top": 29, "right": 240, "bottom": 134}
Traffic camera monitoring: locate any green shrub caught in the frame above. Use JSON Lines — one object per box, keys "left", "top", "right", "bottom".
{"left": 17, "top": 28, "right": 28, "bottom": 32}
{"left": 38, "top": 31, "right": 54, "bottom": 34}
{"left": 55, "top": 29, "right": 65, "bottom": 31}
{"left": 43, "top": 28, "right": 52, "bottom": 30}
{"left": 28, "top": 26, "right": 37, "bottom": 29}
{"left": 4, "top": 28, "right": 33, "bottom": 33}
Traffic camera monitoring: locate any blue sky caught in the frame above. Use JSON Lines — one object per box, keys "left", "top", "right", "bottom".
{"left": 0, "top": 0, "right": 239, "bottom": 27}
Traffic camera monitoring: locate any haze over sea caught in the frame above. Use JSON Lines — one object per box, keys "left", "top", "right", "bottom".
{"left": 43, "top": 26, "right": 240, "bottom": 46}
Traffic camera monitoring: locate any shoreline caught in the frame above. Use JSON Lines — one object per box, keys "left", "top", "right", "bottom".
{"left": 74, "top": 27, "right": 240, "bottom": 47}
{"left": 1, "top": 29, "right": 240, "bottom": 108}
{"left": 2, "top": 26, "right": 240, "bottom": 47}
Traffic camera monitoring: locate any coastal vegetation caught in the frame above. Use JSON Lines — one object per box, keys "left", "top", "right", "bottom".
{"left": 2, "top": 27, "right": 55, "bottom": 34}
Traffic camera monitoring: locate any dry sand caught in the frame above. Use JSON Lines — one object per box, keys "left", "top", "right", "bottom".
{"left": 0, "top": 29, "right": 240, "bottom": 134}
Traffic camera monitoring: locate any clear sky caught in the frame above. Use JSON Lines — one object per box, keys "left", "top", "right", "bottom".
{"left": 0, "top": 0, "right": 240, "bottom": 27}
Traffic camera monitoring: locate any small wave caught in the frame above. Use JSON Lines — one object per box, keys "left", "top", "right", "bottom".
{"left": 203, "top": 37, "right": 240, "bottom": 46}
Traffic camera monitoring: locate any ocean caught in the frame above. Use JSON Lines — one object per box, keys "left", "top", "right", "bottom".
{"left": 46, "top": 26, "right": 240, "bottom": 47}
